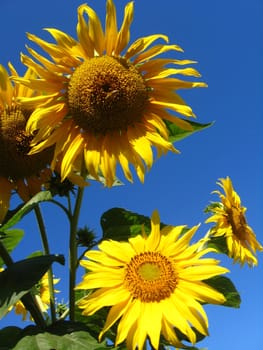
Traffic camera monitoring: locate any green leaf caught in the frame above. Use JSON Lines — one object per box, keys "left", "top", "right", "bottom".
{"left": 165, "top": 119, "right": 213, "bottom": 143}
{"left": 0, "top": 190, "right": 53, "bottom": 231}
{"left": 0, "top": 229, "right": 24, "bottom": 267}
{"left": 100, "top": 208, "right": 188, "bottom": 242}
{"left": 0, "top": 254, "right": 65, "bottom": 319}
{"left": 100, "top": 208, "right": 152, "bottom": 241}
{"left": 207, "top": 236, "right": 228, "bottom": 255}
{"left": 204, "top": 275, "right": 241, "bottom": 308}
{"left": 10, "top": 322, "right": 110, "bottom": 350}
{"left": 12, "top": 331, "right": 108, "bottom": 350}
{"left": 0, "top": 326, "right": 21, "bottom": 350}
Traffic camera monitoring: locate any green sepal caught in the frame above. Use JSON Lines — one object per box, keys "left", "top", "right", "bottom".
{"left": 1, "top": 191, "right": 53, "bottom": 231}
{"left": 0, "top": 229, "right": 24, "bottom": 267}
{"left": 204, "top": 275, "right": 241, "bottom": 308}
{"left": 0, "top": 254, "right": 65, "bottom": 319}
{"left": 165, "top": 119, "right": 213, "bottom": 143}
{"left": 203, "top": 201, "right": 222, "bottom": 214}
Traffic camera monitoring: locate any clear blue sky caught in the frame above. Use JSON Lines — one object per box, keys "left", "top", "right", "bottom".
{"left": 1, "top": 1, "right": 262, "bottom": 349}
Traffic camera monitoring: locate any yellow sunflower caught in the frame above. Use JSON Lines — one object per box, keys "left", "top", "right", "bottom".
{"left": 16, "top": 0, "right": 207, "bottom": 187}
{"left": 0, "top": 270, "right": 59, "bottom": 321}
{"left": 76, "top": 210, "right": 228, "bottom": 350}
{"left": 0, "top": 63, "right": 53, "bottom": 222}
{"left": 206, "top": 177, "right": 263, "bottom": 266}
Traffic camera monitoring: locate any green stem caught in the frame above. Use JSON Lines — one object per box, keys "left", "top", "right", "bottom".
{"left": 50, "top": 199, "right": 71, "bottom": 220}
{"left": 69, "top": 185, "right": 85, "bottom": 321}
{"left": 0, "top": 240, "right": 46, "bottom": 328}
{"left": 34, "top": 205, "right": 56, "bottom": 323}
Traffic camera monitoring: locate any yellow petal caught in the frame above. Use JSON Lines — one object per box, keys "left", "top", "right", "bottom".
{"left": 116, "top": 299, "right": 140, "bottom": 345}
{"left": 146, "top": 67, "right": 201, "bottom": 80}
{"left": 18, "top": 92, "right": 59, "bottom": 109}
{"left": 161, "top": 317, "right": 183, "bottom": 348}
{"left": 115, "top": 1, "right": 134, "bottom": 55}
{"left": 83, "top": 133, "right": 101, "bottom": 180}
{"left": 100, "top": 136, "right": 117, "bottom": 187}
{"left": 146, "top": 210, "right": 161, "bottom": 251}
{"left": 161, "top": 296, "right": 196, "bottom": 344}
{"left": 137, "top": 302, "right": 162, "bottom": 350}
{"left": 151, "top": 99, "right": 195, "bottom": 117}
{"left": 78, "top": 286, "right": 129, "bottom": 315}
{"left": 135, "top": 44, "right": 183, "bottom": 64}
{"left": 78, "top": 4, "right": 105, "bottom": 55}
{"left": 99, "top": 297, "right": 132, "bottom": 341}
{"left": 149, "top": 76, "right": 208, "bottom": 89}
{"left": 178, "top": 280, "right": 226, "bottom": 304}
{"left": 125, "top": 34, "right": 168, "bottom": 60}
{"left": 44, "top": 28, "right": 78, "bottom": 50}
{"left": 105, "top": 0, "right": 118, "bottom": 55}
{"left": 85, "top": 250, "right": 127, "bottom": 267}
{"left": 99, "top": 240, "right": 135, "bottom": 262}
{"left": 129, "top": 234, "right": 146, "bottom": 254}
{"left": 27, "top": 103, "right": 67, "bottom": 139}
{"left": 128, "top": 127, "right": 153, "bottom": 170}
{"left": 77, "top": 4, "right": 95, "bottom": 57}
{"left": 0, "top": 64, "right": 13, "bottom": 106}
{"left": 61, "top": 133, "right": 84, "bottom": 181}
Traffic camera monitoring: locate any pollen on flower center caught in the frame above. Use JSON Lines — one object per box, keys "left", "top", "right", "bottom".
{"left": 124, "top": 252, "right": 177, "bottom": 302}
{"left": 67, "top": 56, "right": 149, "bottom": 134}
{"left": 0, "top": 107, "right": 52, "bottom": 179}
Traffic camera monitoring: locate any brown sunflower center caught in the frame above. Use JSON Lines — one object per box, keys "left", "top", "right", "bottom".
{"left": 124, "top": 252, "right": 177, "bottom": 302}
{"left": 227, "top": 206, "right": 248, "bottom": 241}
{"left": 67, "top": 56, "right": 149, "bottom": 134}
{"left": 0, "top": 107, "right": 53, "bottom": 179}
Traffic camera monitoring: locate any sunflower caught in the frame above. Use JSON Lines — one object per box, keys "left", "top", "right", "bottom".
{"left": 0, "top": 270, "right": 59, "bottom": 321}
{"left": 16, "top": 0, "right": 207, "bottom": 187}
{"left": 0, "top": 63, "right": 53, "bottom": 222}
{"left": 76, "top": 210, "right": 228, "bottom": 350}
{"left": 206, "top": 177, "right": 263, "bottom": 266}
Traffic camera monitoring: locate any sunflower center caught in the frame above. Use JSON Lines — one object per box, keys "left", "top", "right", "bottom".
{"left": 227, "top": 206, "right": 248, "bottom": 241}
{"left": 0, "top": 107, "right": 53, "bottom": 179}
{"left": 67, "top": 56, "right": 149, "bottom": 134}
{"left": 124, "top": 252, "right": 177, "bottom": 302}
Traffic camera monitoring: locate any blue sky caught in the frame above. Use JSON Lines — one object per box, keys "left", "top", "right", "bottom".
{"left": 1, "top": 0, "right": 262, "bottom": 349}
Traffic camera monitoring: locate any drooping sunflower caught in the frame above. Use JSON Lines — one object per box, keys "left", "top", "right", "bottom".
{"left": 206, "top": 177, "right": 263, "bottom": 266}
{"left": 76, "top": 210, "right": 228, "bottom": 350}
{"left": 0, "top": 64, "right": 53, "bottom": 222}
{"left": 16, "top": 0, "right": 207, "bottom": 187}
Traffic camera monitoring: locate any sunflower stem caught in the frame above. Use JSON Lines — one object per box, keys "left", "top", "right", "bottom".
{"left": 69, "top": 185, "right": 85, "bottom": 321}
{"left": 34, "top": 205, "right": 56, "bottom": 323}
{"left": 0, "top": 240, "right": 46, "bottom": 328}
